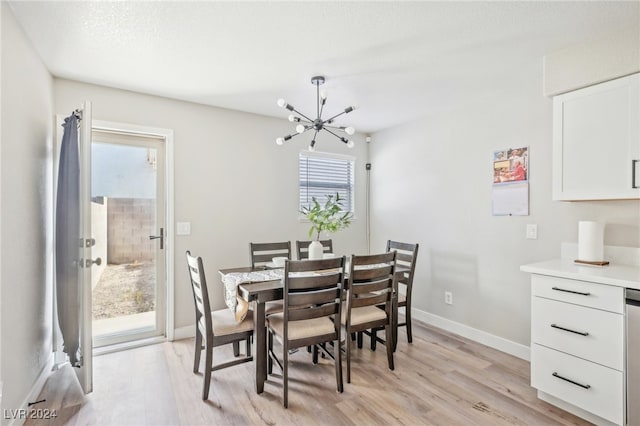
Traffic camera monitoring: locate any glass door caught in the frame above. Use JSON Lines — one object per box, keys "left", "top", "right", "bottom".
{"left": 90, "top": 129, "right": 166, "bottom": 347}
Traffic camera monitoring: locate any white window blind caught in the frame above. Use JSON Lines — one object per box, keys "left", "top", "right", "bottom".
{"left": 299, "top": 152, "right": 355, "bottom": 212}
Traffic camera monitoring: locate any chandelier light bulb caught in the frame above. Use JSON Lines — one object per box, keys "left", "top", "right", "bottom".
{"left": 345, "top": 126, "right": 355, "bottom": 136}
{"left": 296, "top": 124, "right": 305, "bottom": 133}
{"left": 276, "top": 137, "right": 284, "bottom": 146}
{"left": 347, "top": 140, "right": 355, "bottom": 148}
{"left": 308, "top": 143, "right": 315, "bottom": 152}
{"left": 320, "top": 90, "right": 328, "bottom": 100}
{"left": 288, "top": 114, "right": 295, "bottom": 122}
{"left": 277, "top": 98, "right": 286, "bottom": 108}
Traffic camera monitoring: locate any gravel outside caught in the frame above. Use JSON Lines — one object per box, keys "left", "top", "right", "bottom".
{"left": 92, "top": 261, "right": 155, "bottom": 319}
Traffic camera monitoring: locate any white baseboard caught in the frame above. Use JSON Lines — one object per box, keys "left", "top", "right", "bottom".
{"left": 412, "top": 308, "right": 531, "bottom": 361}
{"left": 173, "top": 325, "right": 195, "bottom": 341}
{"left": 9, "top": 353, "right": 54, "bottom": 426}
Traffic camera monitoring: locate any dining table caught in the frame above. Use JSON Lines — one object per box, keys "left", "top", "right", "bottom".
{"left": 218, "top": 263, "right": 406, "bottom": 394}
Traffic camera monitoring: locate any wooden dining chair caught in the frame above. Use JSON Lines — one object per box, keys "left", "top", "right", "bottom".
{"left": 186, "top": 251, "right": 254, "bottom": 400}
{"left": 370, "top": 241, "right": 419, "bottom": 350}
{"left": 266, "top": 257, "right": 346, "bottom": 408}
{"left": 296, "top": 239, "right": 334, "bottom": 260}
{"left": 249, "top": 241, "right": 292, "bottom": 315}
{"left": 342, "top": 251, "right": 396, "bottom": 383}
{"left": 249, "top": 241, "right": 291, "bottom": 268}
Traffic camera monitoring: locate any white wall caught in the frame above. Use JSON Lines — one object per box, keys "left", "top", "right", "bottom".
{"left": 369, "top": 62, "right": 640, "bottom": 347}
{"left": 1, "top": 3, "right": 54, "bottom": 420}
{"left": 543, "top": 26, "right": 640, "bottom": 96}
{"left": 54, "top": 79, "right": 369, "bottom": 330}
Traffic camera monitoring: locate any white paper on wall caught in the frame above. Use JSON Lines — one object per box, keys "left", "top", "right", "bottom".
{"left": 492, "top": 182, "right": 529, "bottom": 216}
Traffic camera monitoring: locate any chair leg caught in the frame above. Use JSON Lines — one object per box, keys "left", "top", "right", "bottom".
{"left": 385, "top": 323, "right": 395, "bottom": 371}
{"left": 406, "top": 307, "right": 413, "bottom": 343}
{"left": 193, "top": 331, "right": 202, "bottom": 373}
{"left": 357, "top": 331, "right": 363, "bottom": 349}
{"left": 370, "top": 328, "right": 377, "bottom": 351}
{"left": 346, "top": 332, "right": 352, "bottom": 383}
{"left": 268, "top": 330, "right": 273, "bottom": 374}
{"left": 312, "top": 345, "right": 319, "bottom": 364}
{"left": 233, "top": 341, "right": 240, "bottom": 357}
{"left": 247, "top": 336, "right": 252, "bottom": 357}
{"left": 334, "top": 337, "right": 343, "bottom": 393}
{"left": 202, "top": 343, "right": 213, "bottom": 400}
{"left": 283, "top": 344, "right": 289, "bottom": 408}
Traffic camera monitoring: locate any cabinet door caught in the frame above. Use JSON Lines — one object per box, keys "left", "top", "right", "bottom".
{"left": 553, "top": 73, "right": 639, "bottom": 200}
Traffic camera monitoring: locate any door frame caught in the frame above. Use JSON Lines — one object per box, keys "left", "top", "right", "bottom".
{"left": 53, "top": 117, "right": 175, "bottom": 365}
{"left": 92, "top": 119, "right": 176, "bottom": 342}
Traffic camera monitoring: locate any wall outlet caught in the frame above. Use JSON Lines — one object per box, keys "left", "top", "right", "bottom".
{"left": 444, "top": 291, "right": 453, "bottom": 305}
{"left": 526, "top": 224, "right": 538, "bottom": 240}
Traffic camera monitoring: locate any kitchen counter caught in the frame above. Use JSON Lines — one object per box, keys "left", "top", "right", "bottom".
{"left": 522, "top": 256, "right": 640, "bottom": 425}
{"left": 521, "top": 259, "right": 640, "bottom": 290}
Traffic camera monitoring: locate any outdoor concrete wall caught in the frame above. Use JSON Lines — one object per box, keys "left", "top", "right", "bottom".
{"left": 107, "top": 198, "right": 155, "bottom": 264}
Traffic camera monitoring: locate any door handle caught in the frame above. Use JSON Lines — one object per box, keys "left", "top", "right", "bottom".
{"left": 552, "top": 372, "right": 591, "bottom": 389}
{"left": 550, "top": 324, "right": 589, "bottom": 336}
{"left": 551, "top": 286, "right": 590, "bottom": 296}
{"left": 84, "top": 257, "right": 102, "bottom": 268}
{"left": 633, "top": 159, "right": 639, "bottom": 189}
{"left": 149, "top": 227, "right": 164, "bottom": 250}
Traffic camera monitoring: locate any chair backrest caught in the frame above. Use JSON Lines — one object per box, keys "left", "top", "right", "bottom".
{"left": 347, "top": 251, "right": 396, "bottom": 317}
{"left": 296, "top": 239, "right": 334, "bottom": 260}
{"left": 186, "top": 251, "right": 213, "bottom": 340}
{"left": 386, "top": 240, "right": 419, "bottom": 299}
{"left": 249, "top": 241, "right": 291, "bottom": 268}
{"left": 283, "top": 257, "right": 345, "bottom": 346}
{"left": 346, "top": 251, "right": 397, "bottom": 318}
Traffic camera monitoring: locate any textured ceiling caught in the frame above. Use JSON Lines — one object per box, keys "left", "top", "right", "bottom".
{"left": 8, "top": 1, "right": 640, "bottom": 133}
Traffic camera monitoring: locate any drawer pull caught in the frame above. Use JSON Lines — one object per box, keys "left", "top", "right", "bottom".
{"left": 552, "top": 372, "right": 591, "bottom": 389}
{"left": 550, "top": 324, "right": 589, "bottom": 336}
{"left": 551, "top": 286, "right": 591, "bottom": 296}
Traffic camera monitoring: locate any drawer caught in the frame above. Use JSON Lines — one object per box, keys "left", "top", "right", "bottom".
{"left": 531, "top": 344, "right": 623, "bottom": 425}
{"left": 531, "top": 274, "right": 623, "bottom": 313}
{"left": 531, "top": 297, "right": 623, "bottom": 370}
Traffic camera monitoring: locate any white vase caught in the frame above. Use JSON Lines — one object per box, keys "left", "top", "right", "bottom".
{"left": 308, "top": 240, "right": 324, "bottom": 260}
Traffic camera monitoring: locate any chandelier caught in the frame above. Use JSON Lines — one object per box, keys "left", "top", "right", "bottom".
{"left": 276, "top": 76, "right": 356, "bottom": 151}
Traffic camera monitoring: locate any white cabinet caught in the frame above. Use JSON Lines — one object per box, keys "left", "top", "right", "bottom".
{"left": 553, "top": 73, "right": 640, "bottom": 200}
{"left": 530, "top": 275, "right": 625, "bottom": 425}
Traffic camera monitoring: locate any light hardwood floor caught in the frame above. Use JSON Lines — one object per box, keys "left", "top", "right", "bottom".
{"left": 27, "top": 320, "right": 590, "bottom": 425}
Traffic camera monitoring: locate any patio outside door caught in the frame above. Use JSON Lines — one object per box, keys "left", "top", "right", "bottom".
{"left": 90, "top": 128, "right": 166, "bottom": 347}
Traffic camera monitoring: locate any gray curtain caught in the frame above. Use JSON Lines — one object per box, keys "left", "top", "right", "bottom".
{"left": 55, "top": 113, "right": 81, "bottom": 366}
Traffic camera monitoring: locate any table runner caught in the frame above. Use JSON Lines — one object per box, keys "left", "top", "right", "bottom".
{"left": 222, "top": 269, "right": 284, "bottom": 321}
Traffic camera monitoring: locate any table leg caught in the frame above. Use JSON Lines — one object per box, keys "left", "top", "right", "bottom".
{"left": 253, "top": 300, "right": 266, "bottom": 394}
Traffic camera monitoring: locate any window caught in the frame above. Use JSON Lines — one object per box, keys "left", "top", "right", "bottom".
{"left": 299, "top": 152, "right": 355, "bottom": 213}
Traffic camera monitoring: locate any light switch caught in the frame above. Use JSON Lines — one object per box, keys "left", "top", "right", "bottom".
{"left": 526, "top": 224, "right": 538, "bottom": 240}
{"left": 176, "top": 222, "right": 191, "bottom": 236}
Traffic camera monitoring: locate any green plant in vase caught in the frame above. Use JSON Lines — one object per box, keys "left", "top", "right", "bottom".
{"left": 300, "top": 193, "right": 353, "bottom": 259}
